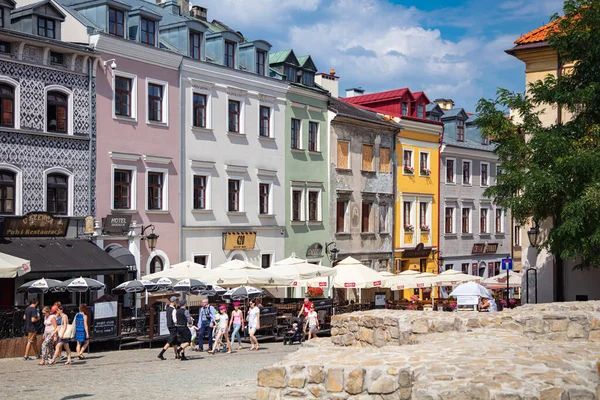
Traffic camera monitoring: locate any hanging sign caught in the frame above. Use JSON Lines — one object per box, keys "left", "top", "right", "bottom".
{"left": 306, "top": 242, "right": 323, "bottom": 258}
{"left": 2, "top": 212, "right": 69, "bottom": 237}
{"left": 102, "top": 215, "right": 132, "bottom": 234}
{"left": 223, "top": 231, "right": 257, "bottom": 250}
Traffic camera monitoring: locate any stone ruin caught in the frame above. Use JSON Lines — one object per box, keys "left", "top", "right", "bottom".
{"left": 257, "top": 301, "right": 600, "bottom": 399}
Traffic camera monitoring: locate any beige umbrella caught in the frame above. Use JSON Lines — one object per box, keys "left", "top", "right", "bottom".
{"left": 424, "top": 269, "right": 482, "bottom": 287}
{"left": 142, "top": 260, "right": 213, "bottom": 281}
{"left": 482, "top": 271, "right": 522, "bottom": 289}
{"left": 218, "top": 259, "right": 261, "bottom": 270}
{"left": 267, "top": 260, "right": 336, "bottom": 281}
{"left": 272, "top": 253, "right": 307, "bottom": 267}
{"left": 379, "top": 271, "right": 395, "bottom": 277}
{"left": 387, "top": 272, "right": 436, "bottom": 291}
{"left": 308, "top": 256, "right": 385, "bottom": 289}
{"left": 210, "top": 260, "right": 295, "bottom": 287}
{"left": 0, "top": 252, "right": 31, "bottom": 278}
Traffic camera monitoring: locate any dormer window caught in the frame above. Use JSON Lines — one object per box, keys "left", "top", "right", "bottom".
{"left": 417, "top": 104, "right": 425, "bottom": 119}
{"left": 141, "top": 18, "right": 155, "bottom": 46}
{"left": 190, "top": 31, "right": 201, "bottom": 60}
{"left": 284, "top": 66, "right": 296, "bottom": 82}
{"left": 38, "top": 17, "right": 55, "bottom": 39}
{"left": 256, "top": 50, "right": 266, "bottom": 75}
{"left": 302, "top": 71, "right": 314, "bottom": 87}
{"left": 225, "top": 41, "right": 235, "bottom": 68}
{"left": 482, "top": 136, "right": 489, "bottom": 145}
{"left": 457, "top": 119, "right": 465, "bottom": 141}
{"left": 402, "top": 102, "right": 408, "bottom": 116}
{"left": 109, "top": 8, "right": 125, "bottom": 37}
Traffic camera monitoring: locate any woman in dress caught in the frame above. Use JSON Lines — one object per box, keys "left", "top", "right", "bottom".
{"left": 247, "top": 300, "right": 260, "bottom": 351}
{"left": 39, "top": 306, "right": 57, "bottom": 365}
{"left": 48, "top": 306, "right": 72, "bottom": 365}
{"left": 74, "top": 304, "right": 90, "bottom": 359}
{"left": 208, "top": 305, "right": 232, "bottom": 354}
{"left": 229, "top": 302, "right": 244, "bottom": 350}
{"left": 304, "top": 305, "right": 320, "bottom": 340}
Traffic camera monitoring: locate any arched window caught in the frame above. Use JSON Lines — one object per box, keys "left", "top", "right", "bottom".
{"left": 149, "top": 256, "right": 163, "bottom": 274}
{"left": 46, "top": 173, "right": 68, "bottom": 215}
{"left": 0, "top": 84, "right": 14, "bottom": 127}
{"left": 0, "top": 170, "right": 15, "bottom": 214}
{"left": 47, "top": 91, "right": 68, "bottom": 133}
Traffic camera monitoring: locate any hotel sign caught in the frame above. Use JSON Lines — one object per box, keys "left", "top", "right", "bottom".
{"left": 2, "top": 212, "right": 68, "bottom": 237}
{"left": 223, "top": 231, "right": 257, "bottom": 250}
{"left": 102, "top": 215, "right": 132, "bottom": 234}
{"left": 472, "top": 243, "right": 499, "bottom": 254}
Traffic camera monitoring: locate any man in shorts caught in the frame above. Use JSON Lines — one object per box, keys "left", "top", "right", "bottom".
{"left": 157, "top": 296, "right": 179, "bottom": 360}
{"left": 23, "top": 298, "right": 40, "bottom": 360}
{"left": 175, "top": 299, "right": 193, "bottom": 361}
{"left": 297, "top": 297, "right": 313, "bottom": 320}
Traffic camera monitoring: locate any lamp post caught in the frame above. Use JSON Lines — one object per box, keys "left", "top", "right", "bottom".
{"left": 141, "top": 224, "right": 159, "bottom": 252}
{"left": 325, "top": 242, "right": 339, "bottom": 264}
{"left": 525, "top": 220, "right": 539, "bottom": 304}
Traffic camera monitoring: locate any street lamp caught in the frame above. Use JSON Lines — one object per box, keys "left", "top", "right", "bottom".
{"left": 527, "top": 220, "right": 539, "bottom": 247}
{"left": 325, "top": 242, "right": 339, "bottom": 263}
{"left": 141, "top": 225, "right": 159, "bottom": 252}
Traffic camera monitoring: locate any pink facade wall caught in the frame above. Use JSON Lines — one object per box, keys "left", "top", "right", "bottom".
{"left": 95, "top": 53, "right": 180, "bottom": 271}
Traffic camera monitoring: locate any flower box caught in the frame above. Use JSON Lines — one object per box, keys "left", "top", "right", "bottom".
{"left": 420, "top": 225, "right": 430, "bottom": 232}
{"left": 403, "top": 166, "right": 414, "bottom": 174}
{"left": 420, "top": 169, "right": 431, "bottom": 176}
{"left": 404, "top": 224, "right": 414, "bottom": 232}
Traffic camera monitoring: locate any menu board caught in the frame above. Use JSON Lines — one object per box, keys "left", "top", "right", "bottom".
{"left": 93, "top": 301, "right": 118, "bottom": 339}
{"left": 159, "top": 311, "right": 169, "bottom": 336}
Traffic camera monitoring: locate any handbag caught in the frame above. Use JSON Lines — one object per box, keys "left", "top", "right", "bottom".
{"left": 64, "top": 322, "right": 75, "bottom": 339}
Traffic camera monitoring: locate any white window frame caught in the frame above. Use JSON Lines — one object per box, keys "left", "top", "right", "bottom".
{"left": 191, "top": 252, "right": 212, "bottom": 269}
{"left": 111, "top": 164, "right": 137, "bottom": 211}
{"left": 402, "top": 149, "right": 414, "bottom": 175}
{"left": 258, "top": 181, "right": 274, "bottom": 216}
{"left": 43, "top": 166, "right": 74, "bottom": 216}
{"left": 419, "top": 151, "right": 430, "bottom": 176}
{"left": 258, "top": 104, "right": 274, "bottom": 138}
{"left": 379, "top": 202, "right": 389, "bottom": 233}
{"left": 291, "top": 186, "right": 305, "bottom": 222}
{"left": 308, "top": 120, "right": 320, "bottom": 152}
{"left": 191, "top": 88, "right": 212, "bottom": 130}
{"left": 495, "top": 208, "right": 504, "bottom": 233}
{"left": 401, "top": 196, "right": 416, "bottom": 246}
{"left": 260, "top": 251, "right": 275, "bottom": 269}
{"left": 336, "top": 198, "right": 349, "bottom": 233}
{"left": 191, "top": 173, "right": 211, "bottom": 211}
{"left": 0, "top": 163, "right": 22, "bottom": 215}
{"left": 307, "top": 188, "right": 322, "bottom": 222}
{"left": 145, "top": 166, "right": 169, "bottom": 212}
{"left": 480, "top": 161, "right": 490, "bottom": 187}
{"left": 0, "top": 76, "right": 20, "bottom": 129}
{"left": 227, "top": 177, "right": 245, "bottom": 213}
{"left": 418, "top": 200, "right": 431, "bottom": 233}
{"left": 462, "top": 160, "right": 472, "bottom": 186}
{"left": 290, "top": 118, "right": 303, "bottom": 150}
{"left": 461, "top": 206, "right": 471, "bottom": 234}
{"left": 44, "top": 85, "right": 73, "bottom": 135}
{"left": 444, "top": 205, "right": 456, "bottom": 234}
{"left": 480, "top": 206, "right": 489, "bottom": 234}
{"left": 514, "top": 225, "right": 521, "bottom": 247}
{"left": 226, "top": 93, "right": 246, "bottom": 134}
{"left": 445, "top": 157, "right": 456, "bottom": 184}
{"left": 112, "top": 71, "right": 138, "bottom": 121}
{"left": 145, "top": 77, "right": 169, "bottom": 126}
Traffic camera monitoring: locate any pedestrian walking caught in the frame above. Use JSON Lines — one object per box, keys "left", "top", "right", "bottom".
{"left": 175, "top": 299, "right": 193, "bottom": 361}
{"left": 39, "top": 306, "right": 56, "bottom": 365}
{"left": 197, "top": 299, "right": 215, "bottom": 352}
{"left": 209, "top": 305, "right": 232, "bottom": 354}
{"left": 247, "top": 300, "right": 260, "bottom": 351}
{"left": 229, "top": 302, "right": 244, "bottom": 350}
{"left": 74, "top": 304, "right": 90, "bottom": 359}
{"left": 304, "top": 304, "right": 319, "bottom": 340}
{"left": 48, "top": 306, "right": 72, "bottom": 365}
{"left": 297, "top": 297, "right": 313, "bottom": 321}
{"left": 157, "top": 296, "right": 179, "bottom": 360}
{"left": 23, "top": 298, "right": 40, "bottom": 360}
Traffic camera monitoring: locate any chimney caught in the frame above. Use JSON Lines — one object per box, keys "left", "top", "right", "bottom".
{"left": 190, "top": 5, "right": 208, "bottom": 21}
{"left": 178, "top": 0, "right": 191, "bottom": 14}
{"left": 434, "top": 98, "right": 454, "bottom": 110}
{"left": 158, "top": 0, "right": 188, "bottom": 15}
{"left": 345, "top": 87, "right": 365, "bottom": 98}
{"left": 315, "top": 68, "right": 339, "bottom": 98}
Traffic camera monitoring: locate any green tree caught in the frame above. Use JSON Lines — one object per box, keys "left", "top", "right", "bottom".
{"left": 475, "top": 0, "right": 600, "bottom": 278}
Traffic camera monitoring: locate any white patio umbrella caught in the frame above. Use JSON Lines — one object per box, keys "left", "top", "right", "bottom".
{"left": 272, "top": 253, "right": 307, "bottom": 267}
{"left": 387, "top": 272, "right": 436, "bottom": 291}
{"left": 112, "top": 280, "right": 159, "bottom": 294}
{"left": 17, "top": 278, "right": 65, "bottom": 294}
{"left": 210, "top": 260, "right": 295, "bottom": 287}
{"left": 0, "top": 252, "right": 30, "bottom": 278}
{"left": 142, "top": 260, "right": 213, "bottom": 281}
{"left": 482, "top": 271, "right": 523, "bottom": 289}
{"left": 64, "top": 277, "right": 105, "bottom": 292}
{"left": 172, "top": 278, "right": 209, "bottom": 293}
{"left": 424, "top": 269, "right": 482, "bottom": 287}
{"left": 379, "top": 271, "right": 396, "bottom": 277}
{"left": 267, "top": 260, "right": 336, "bottom": 281}
{"left": 310, "top": 256, "right": 385, "bottom": 289}
{"left": 450, "top": 281, "right": 492, "bottom": 299}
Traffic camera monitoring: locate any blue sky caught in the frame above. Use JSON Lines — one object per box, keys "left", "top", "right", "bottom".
{"left": 194, "top": 0, "right": 563, "bottom": 111}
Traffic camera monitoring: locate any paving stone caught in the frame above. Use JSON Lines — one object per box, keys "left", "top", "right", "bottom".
{"left": 258, "top": 367, "right": 287, "bottom": 388}
{"left": 327, "top": 368, "right": 344, "bottom": 392}
{"left": 345, "top": 368, "right": 365, "bottom": 394}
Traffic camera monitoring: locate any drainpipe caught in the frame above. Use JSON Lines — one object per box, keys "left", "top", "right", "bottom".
{"left": 178, "top": 60, "right": 184, "bottom": 264}
{"left": 391, "top": 126, "right": 402, "bottom": 272}
{"left": 436, "top": 125, "right": 444, "bottom": 297}
{"left": 87, "top": 56, "right": 94, "bottom": 216}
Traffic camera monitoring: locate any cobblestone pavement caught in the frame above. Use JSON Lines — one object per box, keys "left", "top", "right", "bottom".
{"left": 0, "top": 342, "right": 299, "bottom": 400}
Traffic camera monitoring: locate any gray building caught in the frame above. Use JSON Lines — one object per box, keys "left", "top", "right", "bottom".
{"left": 328, "top": 96, "right": 398, "bottom": 271}
{"left": 434, "top": 101, "right": 511, "bottom": 279}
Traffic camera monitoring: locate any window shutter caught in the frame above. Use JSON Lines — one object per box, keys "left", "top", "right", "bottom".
{"left": 337, "top": 141, "right": 349, "bottom": 169}
{"left": 362, "top": 145, "right": 373, "bottom": 171}
{"left": 380, "top": 148, "right": 390, "bottom": 173}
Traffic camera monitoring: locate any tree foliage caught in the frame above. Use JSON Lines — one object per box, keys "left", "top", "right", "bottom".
{"left": 475, "top": 0, "right": 600, "bottom": 270}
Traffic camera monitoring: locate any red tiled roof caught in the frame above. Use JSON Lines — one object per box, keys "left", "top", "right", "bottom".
{"left": 352, "top": 104, "right": 443, "bottom": 127}
{"left": 514, "top": 19, "right": 560, "bottom": 45}
{"left": 412, "top": 91, "right": 430, "bottom": 103}
{"left": 341, "top": 88, "right": 411, "bottom": 105}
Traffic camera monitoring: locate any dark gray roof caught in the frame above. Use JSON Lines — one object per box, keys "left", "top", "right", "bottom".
{"left": 329, "top": 97, "right": 397, "bottom": 128}
{"left": 441, "top": 107, "right": 468, "bottom": 120}
{"left": 443, "top": 115, "right": 496, "bottom": 152}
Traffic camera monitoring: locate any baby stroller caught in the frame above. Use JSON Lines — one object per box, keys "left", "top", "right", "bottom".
{"left": 283, "top": 317, "right": 303, "bottom": 345}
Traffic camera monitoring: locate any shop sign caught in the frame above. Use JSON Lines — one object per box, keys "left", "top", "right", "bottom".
{"left": 472, "top": 243, "right": 499, "bottom": 254}
{"left": 84, "top": 216, "right": 95, "bottom": 235}
{"left": 402, "top": 243, "right": 432, "bottom": 258}
{"left": 472, "top": 243, "right": 485, "bottom": 254}
{"left": 306, "top": 242, "right": 323, "bottom": 258}
{"left": 484, "top": 243, "right": 498, "bottom": 253}
{"left": 102, "top": 215, "right": 132, "bottom": 234}
{"left": 1, "top": 212, "right": 69, "bottom": 237}
{"left": 223, "top": 231, "right": 257, "bottom": 250}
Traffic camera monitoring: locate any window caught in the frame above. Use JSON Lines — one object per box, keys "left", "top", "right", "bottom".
{"left": 259, "top": 106, "right": 270, "bottom": 137}
{"left": 380, "top": 148, "right": 390, "bottom": 173}
{"left": 108, "top": 8, "right": 124, "bottom": 37}
{"left": 303, "top": 71, "right": 314, "bottom": 86}
{"left": 49, "top": 52, "right": 63, "bottom": 65}
{"left": 480, "top": 208, "right": 488, "bottom": 233}
{"left": 445, "top": 207, "right": 453, "bottom": 234}
{"left": 0, "top": 84, "right": 14, "bottom": 127}
{"left": 482, "top": 135, "right": 489, "bottom": 145}
{"left": 461, "top": 263, "right": 469, "bottom": 274}
{"left": 337, "top": 141, "right": 349, "bottom": 169}
{"left": 38, "top": 17, "right": 55, "bottom": 38}
{"left": 514, "top": 225, "right": 521, "bottom": 247}
{"left": 420, "top": 259, "right": 427, "bottom": 273}
{"left": 403, "top": 150, "right": 413, "bottom": 173}
{"left": 0, "top": 10, "right": 3, "bottom": 28}
{"left": 362, "top": 144, "right": 373, "bottom": 171}
{"left": 379, "top": 204, "right": 388, "bottom": 233}
{"left": 292, "top": 189, "right": 303, "bottom": 221}
{"left": 446, "top": 159, "right": 454, "bottom": 183}
{"left": 494, "top": 262, "right": 501, "bottom": 276}
{"left": 261, "top": 254, "right": 272, "bottom": 269}
{"left": 193, "top": 93, "right": 207, "bottom": 128}
{"left": 193, "top": 255, "right": 208, "bottom": 267}
{"left": 291, "top": 118, "right": 301, "bottom": 149}
{"left": 256, "top": 50, "right": 266, "bottom": 75}
{"left": 462, "top": 161, "right": 471, "bottom": 184}
{"left": 402, "top": 102, "right": 408, "bottom": 116}
{"left": 141, "top": 18, "right": 156, "bottom": 46}
{"left": 46, "top": 173, "right": 68, "bottom": 215}
{"left": 336, "top": 200, "right": 347, "bottom": 232}
{"left": 115, "top": 77, "right": 132, "bottom": 117}
{"left": 0, "top": 41, "right": 10, "bottom": 54}
{"left": 419, "top": 202, "right": 428, "bottom": 230}
{"left": 308, "top": 191, "right": 320, "bottom": 221}
{"left": 113, "top": 169, "right": 131, "bottom": 209}
{"left": 259, "top": 183, "right": 270, "bottom": 215}
{"left": 457, "top": 120, "right": 465, "bottom": 141}
{"left": 308, "top": 122, "right": 319, "bottom": 151}
{"left": 417, "top": 104, "right": 425, "bottom": 118}
{"left": 481, "top": 163, "right": 488, "bottom": 186}
{"left": 47, "top": 91, "right": 68, "bottom": 133}
{"left": 193, "top": 175, "right": 207, "bottom": 210}
{"left": 361, "top": 202, "right": 371, "bottom": 232}
{"left": 228, "top": 100, "right": 240, "bottom": 132}
{"left": 445, "top": 264, "right": 454, "bottom": 271}
{"left": 148, "top": 83, "right": 163, "bottom": 122}
{"left": 284, "top": 66, "right": 296, "bottom": 82}
{"left": 462, "top": 208, "right": 470, "bottom": 233}
{"left": 495, "top": 209, "right": 503, "bottom": 233}
{"left": 228, "top": 179, "right": 240, "bottom": 212}
{"left": 147, "top": 172, "right": 163, "bottom": 210}
{"left": 190, "top": 31, "right": 202, "bottom": 60}
{"left": 149, "top": 256, "right": 163, "bottom": 274}
{"left": 420, "top": 152, "right": 429, "bottom": 175}
{"left": 0, "top": 170, "right": 15, "bottom": 214}
{"left": 403, "top": 202, "right": 412, "bottom": 228}
{"left": 225, "top": 41, "right": 235, "bottom": 68}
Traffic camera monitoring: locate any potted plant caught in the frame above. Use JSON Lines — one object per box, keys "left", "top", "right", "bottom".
{"left": 420, "top": 224, "right": 430, "bottom": 232}
{"left": 420, "top": 168, "right": 430, "bottom": 176}
{"left": 404, "top": 224, "right": 414, "bottom": 232}
{"left": 403, "top": 166, "right": 414, "bottom": 174}
{"left": 307, "top": 287, "right": 324, "bottom": 298}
